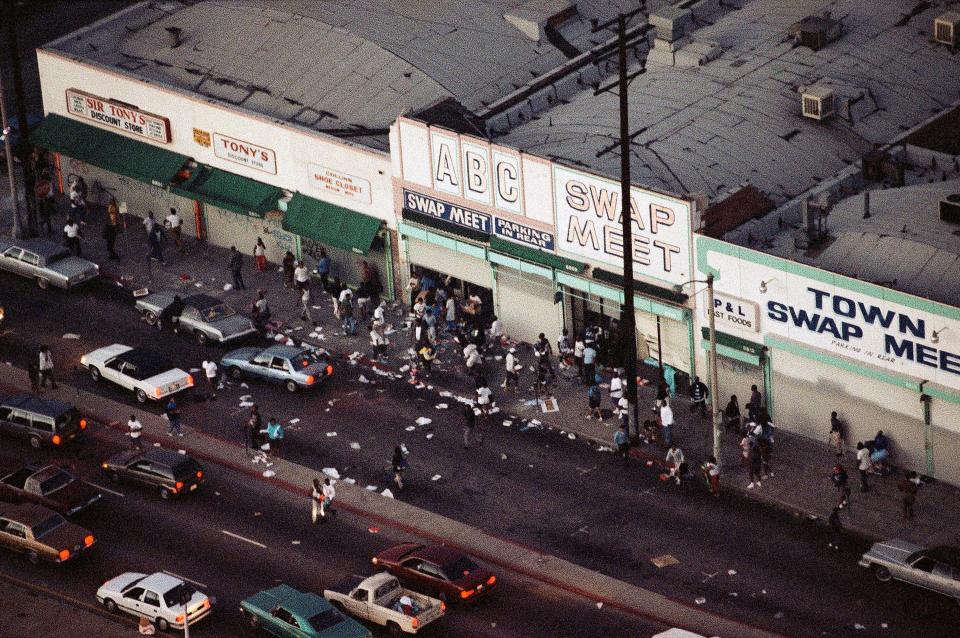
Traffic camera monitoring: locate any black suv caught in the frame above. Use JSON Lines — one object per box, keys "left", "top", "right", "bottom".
{"left": 100, "top": 448, "right": 204, "bottom": 500}
{"left": 0, "top": 396, "right": 86, "bottom": 449}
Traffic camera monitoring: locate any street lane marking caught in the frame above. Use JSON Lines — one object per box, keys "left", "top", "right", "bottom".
{"left": 221, "top": 530, "right": 267, "bottom": 549}
{"left": 162, "top": 570, "right": 208, "bottom": 589}
{"left": 88, "top": 483, "right": 124, "bottom": 497}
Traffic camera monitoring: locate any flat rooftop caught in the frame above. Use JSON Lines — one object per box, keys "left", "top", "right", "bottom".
{"left": 498, "top": 0, "right": 960, "bottom": 205}
{"left": 47, "top": 0, "right": 650, "bottom": 150}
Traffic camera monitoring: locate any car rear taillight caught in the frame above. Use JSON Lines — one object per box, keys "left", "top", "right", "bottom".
{"left": 325, "top": 365, "right": 333, "bottom": 376}
{"left": 305, "top": 375, "right": 315, "bottom": 385}
{"left": 79, "top": 419, "right": 87, "bottom": 430}
{"left": 58, "top": 549, "right": 70, "bottom": 561}
{"left": 175, "top": 481, "right": 184, "bottom": 490}
{"left": 196, "top": 471, "right": 203, "bottom": 479}
{"left": 459, "top": 589, "right": 474, "bottom": 599}
{"left": 186, "top": 374, "right": 194, "bottom": 386}
{"left": 440, "top": 601, "right": 446, "bottom": 612}
{"left": 84, "top": 535, "right": 94, "bottom": 547}
{"left": 51, "top": 434, "right": 62, "bottom": 445}
{"left": 487, "top": 575, "right": 496, "bottom": 586}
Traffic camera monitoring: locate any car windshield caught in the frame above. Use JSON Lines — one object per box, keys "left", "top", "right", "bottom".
{"left": 56, "top": 410, "right": 78, "bottom": 430}
{"left": 443, "top": 556, "right": 480, "bottom": 579}
{"left": 31, "top": 513, "right": 66, "bottom": 539}
{"left": 308, "top": 608, "right": 346, "bottom": 632}
{"left": 199, "top": 303, "right": 234, "bottom": 321}
{"left": 291, "top": 350, "right": 325, "bottom": 371}
{"left": 163, "top": 583, "right": 197, "bottom": 608}
{"left": 39, "top": 471, "right": 73, "bottom": 494}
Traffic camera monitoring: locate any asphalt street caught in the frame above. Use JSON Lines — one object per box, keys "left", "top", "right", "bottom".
{"left": 0, "top": 424, "right": 653, "bottom": 638}
{"left": 1, "top": 272, "right": 956, "bottom": 637}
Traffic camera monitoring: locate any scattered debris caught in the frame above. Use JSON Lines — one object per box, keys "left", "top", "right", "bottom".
{"left": 415, "top": 417, "right": 432, "bottom": 426}
{"left": 695, "top": 597, "right": 706, "bottom": 605}
{"left": 223, "top": 284, "right": 233, "bottom": 291}
{"left": 435, "top": 403, "right": 448, "bottom": 410}
{"left": 62, "top": 333, "right": 81, "bottom": 340}
{"left": 322, "top": 468, "right": 340, "bottom": 479}
{"left": 405, "top": 426, "right": 416, "bottom": 432}
{"left": 342, "top": 478, "right": 356, "bottom": 485}
{"left": 262, "top": 469, "right": 275, "bottom": 478}
{"left": 431, "top": 474, "right": 442, "bottom": 481}
{"left": 728, "top": 570, "right": 737, "bottom": 576}
{"left": 381, "top": 488, "right": 394, "bottom": 498}
{"left": 350, "top": 441, "right": 361, "bottom": 450}
{"left": 651, "top": 555, "right": 679, "bottom": 568}
{"left": 854, "top": 625, "right": 865, "bottom": 631}
{"left": 596, "top": 602, "right": 603, "bottom": 609}
{"left": 502, "top": 420, "right": 513, "bottom": 427}
{"left": 774, "top": 612, "right": 784, "bottom": 619}
{"left": 500, "top": 453, "right": 508, "bottom": 460}
{"left": 425, "top": 433, "right": 434, "bottom": 440}
{"left": 358, "top": 374, "right": 370, "bottom": 384}
{"left": 365, "top": 485, "right": 378, "bottom": 491}
{"left": 567, "top": 433, "right": 576, "bottom": 440}
{"left": 399, "top": 365, "right": 411, "bottom": 372}
{"left": 326, "top": 431, "right": 338, "bottom": 437}
{"left": 368, "top": 527, "right": 379, "bottom": 534}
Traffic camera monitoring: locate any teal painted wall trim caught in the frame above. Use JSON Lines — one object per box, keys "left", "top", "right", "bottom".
{"left": 921, "top": 385, "right": 960, "bottom": 406}
{"left": 687, "top": 319, "right": 697, "bottom": 378}
{"left": 397, "top": 222, "right": 427, "bottom": 241}
{"left": 763, "top": 349, "right": 773, "bottom": 417}
{"left": 700, "top": 339, "right": 760, "bottom": 365}
{"left": 555, "top": 272, "right": 689, "bottom": 322}
{"left": 696, "top": 235, "right": 960, "bottom": 322}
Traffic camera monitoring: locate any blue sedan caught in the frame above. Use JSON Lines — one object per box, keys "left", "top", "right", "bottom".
{"left": 221, "top": 345, "right": 333, "bottom": 393}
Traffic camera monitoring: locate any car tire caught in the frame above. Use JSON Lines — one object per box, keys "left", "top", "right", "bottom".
{"left": 387, "top": 621, "right": 403, "bottom": 637}
{"left": 26, "top": 550, "right": 39, "bottom": 565}
{"left": 29, "top": 436, "right": 41, "bottom": 449}
{"left": 106, "top": 470, "right": 120, "bottom": 484}
{"left": 244, "top": 609, "right": 259, "bottom": 629}
{"left": 159, "top": 487, "right": 172, "bottom": 500}
{"left": 195, "top": 330, "right": 209, "bottom": 345}
{"left": 156, "top": 618, "right": 168, "bottom": 631}
{"left": 873, "top": 565, "right": 892, "bottom": 582}
{"left": 229, "top": 367, "right": 243, "bottom": 381}
{"left": 36, "top": 277, "right": 49, "bottom": 290}
{"left": 285, "top": 380, "right": 298, "bottom": 393}
{"left": 103, "top": 598, "right": 118, "bottom": 614}
{"left": 144, "top": 311, "right": 158, "bottom": 326}
{"left": 89, "top": 366, "right": 101, "bottom": 382}
{"left": 135, "top": 388, "right": 147, "bottom": 403}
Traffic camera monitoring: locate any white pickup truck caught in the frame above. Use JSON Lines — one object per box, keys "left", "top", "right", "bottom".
{"left": 323, "top": 573, "right": 444, "bottom": 635}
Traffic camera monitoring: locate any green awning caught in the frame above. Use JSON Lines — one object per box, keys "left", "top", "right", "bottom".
{"left": 489, "top": 236, "right": 586, "bottom": 274}
{"left": 30, "top": 114, "right": 188, "bottom": 187}
{"left": 172, "top": 165, "right": 281, "bottom": 218}
{"left": 283, "top": 193, "right": 382, "bottom": 255}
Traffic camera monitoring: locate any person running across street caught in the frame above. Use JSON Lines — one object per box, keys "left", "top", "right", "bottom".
{"left": 391, "top": 446, "right": 408, "bottom": 491}
{"left": 165, "top": 397, "right": 183, "bottom": 437}
{"left": 202, "top": 359, "right": 219, "bottom": 400}
{"left": 128, "top": 414, "right": 143, "bottom": 449}
{"left": 38, "top": 345, "right": 56, "bottom": 389}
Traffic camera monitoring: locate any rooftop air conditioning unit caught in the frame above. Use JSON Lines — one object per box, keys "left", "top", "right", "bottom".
{"left": 940, "top": 194, "right": 960, "bottom": 224}
{"left": 801, "top": 86, "right": 834, "bottom": 121}
{"left": 934, "top": 12, "right": 960, "bottom": 47}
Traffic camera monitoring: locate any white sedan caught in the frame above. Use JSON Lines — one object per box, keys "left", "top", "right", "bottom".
{"left": 97, "top": 571, "right": 212, "bottom": 631}
{"left": 80, "top": 344, "right": 193, "bottom": 403}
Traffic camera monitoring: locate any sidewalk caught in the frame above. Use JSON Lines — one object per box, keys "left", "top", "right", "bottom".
{"left": 0, "top": 572, "right": 133, "bottom": 638}
{"left": 50, "top": 200, "right": 960, "bottom": 548}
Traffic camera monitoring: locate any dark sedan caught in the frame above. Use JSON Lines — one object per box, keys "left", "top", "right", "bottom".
{"left": 101, "top": 448, "right": 204, "bottom": 500}
{"left": 0, "top": 464, "right": 101, "bottom": 516}
{"left": 372, "top": 544, "right": 497, "bottom": 603}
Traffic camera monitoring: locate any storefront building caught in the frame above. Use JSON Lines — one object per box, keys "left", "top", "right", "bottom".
{"left": 31, "top": 49, "right": 398, "bottom": 296}
{"left": 391, "top": 117, "right": 697, "bottom": 375}
{"left": 696, "top": 235, "right": 960, "bottom": 484}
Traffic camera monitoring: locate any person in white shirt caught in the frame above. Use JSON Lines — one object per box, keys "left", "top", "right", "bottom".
{"left": 609, "top": 370, "right": 624, "bottom": 410}
{"left": 143, "top": 211, "right": 156, "bottom": 235}
{"left": 294, "top": 261, "right": 310, "bottom": 291}
{"left": 127, "top": 415, "right": 143, "bottom": 449}
{"left": 464, "top": 343, "right": 482, "bottom": 375}
{"left": 487, "top": 315, "right": 503, "bottom": 347}
{"left": 660, "top": 402, "right": 675, "bottom": 447}
{"left": 573, "top": 336, "right": 585, "bottom": 381}
{"left": 300, "top": 287, "right": 315, "bottom": 325}
{"left": 856, "top": 441, "right": 872, "bottom": 492}
{"left": 373, "top": 301, "right": 387, "bottom": 327}
{"left": 665, "top": 445, "right": 686, "bottom": 484}
{"left": 319, "top": 478, "right": 336, "bottom": 522}
{"left": 502, "top": 347, "right": 520, "bottom": 390}
{"left": 38, "top": 345, "right": 56, "bottom": 389}
{"left": 164, "top": 208, "right": 184, "bottom": 253}
{"left": 475, "top": 379, "right": 493, "bottom": 415}
{"left": 201, "top": 359, "right": 219, "bottom": 399}
{"left": 62, "top": 218, "right": 82, "bottom": 256}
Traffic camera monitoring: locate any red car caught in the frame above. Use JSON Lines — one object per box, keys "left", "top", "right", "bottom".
{"left": 372, "top": 543, "right": 497, "bottom": 603}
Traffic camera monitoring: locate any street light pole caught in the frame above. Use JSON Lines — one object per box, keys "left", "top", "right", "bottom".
{"left": 0, "top": 69, "right": 22, "bottom": 239}
{"left": 706, "top": 274, "right": 721, "bottom": 463}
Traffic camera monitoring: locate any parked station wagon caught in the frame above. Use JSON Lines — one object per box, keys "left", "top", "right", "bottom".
{"left": 101, "top": 448, "right": 204, "bottom": 500}
{"left": 0, "top": 395, "right": 87, "bottom": 448}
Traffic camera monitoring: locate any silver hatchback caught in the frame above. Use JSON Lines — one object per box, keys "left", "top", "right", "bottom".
{"left": 860, "top": 539, "right": 960, "bottom": 605}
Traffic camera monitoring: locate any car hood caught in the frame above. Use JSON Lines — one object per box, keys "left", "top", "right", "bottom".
{"left": 51, "top": 479, "right": 102, "bottom": 510}
{"left": 207, "top": 314, "right": 255, "bottom": 336}
{"left": 101, "top": 572, "right": 148, "bottom": 595}
{"left": 39, "top": 520, "right": 91, "bottom": 552}
{"left": 46, "top": 257, "right": 98, "bottom": 278}
{"left": 222, "top": 347, "right": 260, "bottom": 364}
{"left": 865, "top": 539, "right": 924, "bottom": 565}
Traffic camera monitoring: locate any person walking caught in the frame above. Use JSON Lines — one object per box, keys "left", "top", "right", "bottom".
{"left": 143, "top": 210, "right": 156, "bottom": 236}
{"left": 321, "top": 478, "right": 336, "bottom": 520}
{"left": 475, "top": 377, "right": 493, "bottom": 417}
{"left": 534, "top": 333, "right": 555, "bottom": 380}
{"left": 107, "top": 197, "right": 120, "bottom": 226}
{"left": 314, "top": 248, "right": 331, "bottom": 291}
{"left": 703, "top": 456, "right": 720, "bottom": 497}
{"left": 165, "top": 208, "right": 184, "bottom": 254}
{"left": 128, "top": 415, "right": 143, "bottom": 449}
{"left": 148, "top": 222, "right": 165, "bottom": 265}
{"left": 391, "top": 446, "right": 407, "bottom": 491}
{"left": 856, "top": 441, "right": 871, "bottom": 492}
{"left": 282, "top": 251, "right": 296, "bottom": 289}
{"left": 38, "top": 345, "right": 56, "bottom": 389}
{"left": 739, "top": 430, "right": 752, "bottom": 468}
{"left": 294, "top": 260, "right": 310, "bottom": 291}
{"left": 690, "top": 376, "right": 709, "bottom": 418}
{"left": 829, "top": 412, "right": 845, "bottom": 458}
{"left": 665, "top": 445, "right": 686, "bottom": 484}
{"left": 757, "top": 411, "right": 774, "bottom": 478}
{"left": 827, "top": 506, "right": 843, "bottom": 551}
{"left": 831, "top": 464, "right": 850, "bottom": 509}
{"left": 340, "top": 290, "right": 357, "bottom": 335}
{"left": 63, "top": 217, "right": 82, "bottom": 257}
{"left": 229, "top": 246, "right": 246, "bottom": 290}
{"left": 898, "top": 471, "right": 919, "bottom": 520}
{"left": 69, "top": 177, "right": 87, "bottom": 224}
{"left": 158, "top": 294, "right": 184, "bottom": 333}
{"left": 659, "top": 400, "right": 675, "bottom": 447}
{"left": 165, "top": 397, "right": 183, "bottom": 437}
{"left": 102, "top": 219, "right": 119, "bottom": 260}
{"left": 300, "top": 286, "right": 316, "bottom": 325}
{"left": 586, "top": 382, "right": 603, "bottom": 420}
{"left": 583, "top": 341, "right": 597, "bottom": 385}
{"left": 444, "top": 294, "right": 457, "bottom": 332}
{"left": 573, "top": 335, "right": 585, "bottom": 383}
{"left": 246, "top": 405, "right": 262, "bottom": 454}
{"left": 28, "top": 362, "right": 40, "bottom": 394}
{"left": 614, "top": 424, "right": 630, "bottom": 465}
{"left": 252, "top": 290, "right": 271, "bottom": 334}
{"left": 369, "top": 323, "right": 389, "bottom": 361}
{"left": 502, "top": 347, "right": 520, "bottom": 390}
{"left": 747, "top": 384, "right": 763, "bottom": 422}
{"left": 202, "top": 359, "right": 218, "bottom": 400}
{"left": 462, "top": 401, "right": 481, "bottom": 449}
{"left": 254, "top": 237, "right": 267, "bottom": 272}
{"left": 266, "top": 417, "right": 284, "bottom": 459}
{"left": 609, "top": 370, "right": 624, "bottom": 413}
{"left": 311, "top": 478, "right": 323, "bottom": 524}
{"left": 417, "top": 343, "right": 435, "bottom": 378}
{"left": 724, "top": 395, "right": 741, "bottom": 433}
{"left": 747, "top": 438, "right": 763, "bottom": 489}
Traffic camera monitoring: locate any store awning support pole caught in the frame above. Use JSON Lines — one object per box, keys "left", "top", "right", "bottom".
{"left": 707, "top": 274, "right": 721, "bottom": 465}
{"left": 0, "top": 68, "right": 22, "bottom": 239}
{"left": 919, "top": 381, "right": 933, "bottom": 478}
{"left": 617, "top": 14, "right": 639, "bottom": 440}
{"left": 4, "top": 0, "right": 35, "bottom": 235}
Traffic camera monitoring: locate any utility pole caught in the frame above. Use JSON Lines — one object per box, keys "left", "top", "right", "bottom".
{"left": 5, "top": 0, "right": 36, "bottom": 235}
{"left": 706, "top": 274, "right": 721, "bottom": 462}
{"left": 0, "top": 67, "right": 22, "bottom": 238}
{"left": 617, "top": 14, "right": 640, "bottom": 440}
